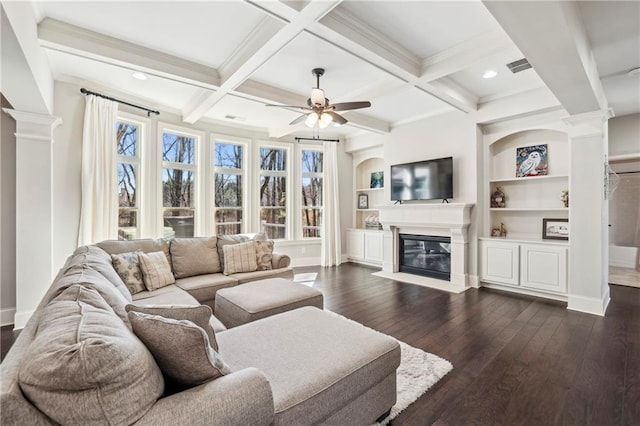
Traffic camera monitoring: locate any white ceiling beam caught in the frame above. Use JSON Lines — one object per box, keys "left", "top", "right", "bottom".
{"left": 182, "top": 0, "right": 343, "bottom": 124}
{"left": 38, "top": 18, "right": 220, "bottom": 90}
{"left": 420, "top": 29, "right": 515, "bottom": 82}
{"left": 482, "top": 0, "right": 607, "bottom": 115}
{"left": 310, "top": 8, "right": 477, "bottom": 113}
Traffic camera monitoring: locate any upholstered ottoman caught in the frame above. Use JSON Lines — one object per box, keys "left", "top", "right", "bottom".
{"left": 214, "top": 278, "right": 323, "bottom": 328}
{"left": 217, "top": 307, "right": 401, "bottom": 425}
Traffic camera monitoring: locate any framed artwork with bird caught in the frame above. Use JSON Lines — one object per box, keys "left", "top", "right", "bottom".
{"left": 516, "top": 144, "right": 548, "bottom": 178}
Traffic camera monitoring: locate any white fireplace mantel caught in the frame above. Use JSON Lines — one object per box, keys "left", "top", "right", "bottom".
{"left": 374, "top": 203, "right": 474, "bottom": 293}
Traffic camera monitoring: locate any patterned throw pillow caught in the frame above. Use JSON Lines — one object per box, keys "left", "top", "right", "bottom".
{"left": 255, "top": 240, "right": 274, "bottom": 271}
{"left": 138, "top": 251, "right": 175, "bottom": 291}
{"left": 128, "top": 311, "right": 231, "bottom": 388}
{"left": 222, "top": 241, "right": 258, "bottom": 275}
{"left": 111, "top": 251, "right": 145, "bottom": 295}
{"left": 125, "top": 304, "right": 220, "bottom": 351}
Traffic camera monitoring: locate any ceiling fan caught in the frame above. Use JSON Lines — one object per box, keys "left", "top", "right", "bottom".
{"left": 267, "top": 68, "right": 371, "bottom": 128}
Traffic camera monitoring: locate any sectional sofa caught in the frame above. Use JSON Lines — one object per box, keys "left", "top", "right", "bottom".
{"left": 1, "top": 236, "right": 401, "bottom": 425}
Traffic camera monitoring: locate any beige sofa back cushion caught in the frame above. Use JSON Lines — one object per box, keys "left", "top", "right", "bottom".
{"left": 70, "top": 245, "right": 133, "bottom": 303}
{"left": 19, "top": 285, "right": 164, "bottom": 425}
{"left": 170, "top": 237, "right": 221, "bottom": 278}
{"left": 96, "top": 238, "right": 172, "bottom": 265}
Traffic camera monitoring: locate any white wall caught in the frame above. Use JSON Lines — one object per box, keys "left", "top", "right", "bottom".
{"left": 1, "top": 94, "right": 17, "bottom": 325}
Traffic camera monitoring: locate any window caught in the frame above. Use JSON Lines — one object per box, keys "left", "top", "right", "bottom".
{"left": 116, "top": 120, "right": 140, "bottom": 240}
{"left": 259, "top": 146, "right": 289, "bottom": 239}
{"left": 301, "top": 149, "right": 323, "bottom": 238}
{"left": 161, "top": 130, "right": 196, "bottom": 237}
{"left": 213, "top": 140, "right": 245, "bottom": 235}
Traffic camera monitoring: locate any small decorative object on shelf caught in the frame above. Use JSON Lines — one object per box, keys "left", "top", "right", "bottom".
{"left": 500, "top": 222, "right": 507, "bottom": 237}
{"left": 491, "top": 228, "right": 501, "bottom": 237}
{"left": 491, "top": 187, "right": 506, "bottom": 208}
{"left": 543, "top": 218, "right": 569, "bottom": 240}
{"left": 358, "top": 194, "right": 368, "bottom": 209}
{"left": 364, "top": 214, "right": 382, "bottom": 230}
{"left": 370, "top": 171, "right": 384, "bottom": 188}
{"left": 560, "top": 189, "right": 569, "bottom": 207}
{"left": 516, "top": 144, "right": 548, "bottom": 177}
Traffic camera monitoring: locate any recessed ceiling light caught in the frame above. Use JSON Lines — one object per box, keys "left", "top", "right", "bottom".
{"left": 132, "top": 72, "right": 147, "bottom": 80}
{"left": 483, "top": 70, "right": 498, "bottom": 79}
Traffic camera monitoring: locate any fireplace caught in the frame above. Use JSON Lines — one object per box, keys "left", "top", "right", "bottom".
{"left": 399, "top": 234, "right": 451, "bottom": 281}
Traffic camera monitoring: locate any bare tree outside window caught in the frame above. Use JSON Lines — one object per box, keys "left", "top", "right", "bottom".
{"left": 301, "top": 150, "right": 323, "bottom": 238}
{"left": 116, "top": 121, "right": 139, "bottom": 240}
{"left": 214, "top": 142, "right": 244, "bottom": 235}
{"left": 259, "top": 147, "right": 287, "bottom": 239}
{"left": 162, "top": 132, "right": 196, "bottom": 237}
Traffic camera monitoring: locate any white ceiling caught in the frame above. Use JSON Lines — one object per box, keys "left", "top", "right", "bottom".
{"left": 30, "top": 0, "right": 640, "bottom": 138}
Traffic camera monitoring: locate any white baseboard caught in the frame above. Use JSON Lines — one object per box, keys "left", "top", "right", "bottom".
{"left": 0, "top": 307, "right": 16, "bottom": 326}
{"left": 341, "top": 254, "right": 349, "bottom": 263}
{"left": 567, "top": 292, "right": 610, "bottom": 316}
{"left": 13, "top": 309, "right": 34, "bottom": 330}
{"left": 468, "top": 274, "right": 480, "bottom": 288}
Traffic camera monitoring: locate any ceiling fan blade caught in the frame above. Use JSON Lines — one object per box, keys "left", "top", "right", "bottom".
{"left": 330, "top": 101, "right": 371, "bottom": 111}
{"left": 289, "top": 114, "right": 309, "bottom": 125}
{"left": 325, "top": 111, "right": 348, "bottom": 125}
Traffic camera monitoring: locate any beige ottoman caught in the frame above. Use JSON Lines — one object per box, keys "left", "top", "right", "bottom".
{"left": 214, "top": 278, "right": 324, "bottom": 328}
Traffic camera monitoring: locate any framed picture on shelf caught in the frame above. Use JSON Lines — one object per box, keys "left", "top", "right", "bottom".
{"left": 516, "top": 144, "right": 548, "bottom": 177}
{"left": 542, "top": 218, "right": 569, "bottom": 240}
{"left": 358, "top": 194, "right": 369, "bottom": 209}
{"left": 370, "top": 171, "right": 384, "bottom": 188}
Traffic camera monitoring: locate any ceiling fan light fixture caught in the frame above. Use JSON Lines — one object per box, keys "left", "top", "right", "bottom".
{"left": 310, "top": 88, "right": 325, "bottom": 106}
{"left": 319, "top": 112, "right": 333, "bottom": 128}
{"left": 305, "top": 112, "right": 319, "bottom": 127}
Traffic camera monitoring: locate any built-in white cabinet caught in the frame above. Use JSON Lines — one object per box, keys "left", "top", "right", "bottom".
{"left": 479, "top": 238, "right": 568, "bottom": 295}
{"left": 520, "top": 243, "right": 567, "bottom": 293}
{"left": 346, "top": 229, "right": 383, "bottom": 267}
{"left": 480, "top": 240, "right": 520, "bottom": 286}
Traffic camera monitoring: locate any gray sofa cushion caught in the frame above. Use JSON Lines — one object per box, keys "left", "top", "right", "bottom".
{"left": 70, "top": 245, "right": 133, "bottom": 303}
{"left": 19, "top": 285, "right": 164, "bottom": 425}
{"left": 96, "top": 238, "right": 172, "bottom": 265}
{"left": 170, "top": 237, "right": 221, "bottom": 278}
{"left": 175, "top": 273, "right": 238, "bottom": 304}
{"left": 217, "top": 307, "right": 400, "bottom": 425}
{"left": 125, "top": 304, "right": 219, "bottom": 351}
{"left": 131, "top": 284, "right": 199, "bottom": 306}
{"left": 129, "top": 311, "right": 231, "bottom": 388}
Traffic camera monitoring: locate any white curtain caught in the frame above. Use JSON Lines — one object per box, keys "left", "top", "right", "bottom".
{"left": 77, "top": 95, "right": 119, "bottom": 246}
{"left": 321, "top": 142, "right": 342, "bottom": 266}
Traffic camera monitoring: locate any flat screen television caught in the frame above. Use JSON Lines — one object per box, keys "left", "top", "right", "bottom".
{"left": 391, "top": 156, "right": 453, "bottom": 202}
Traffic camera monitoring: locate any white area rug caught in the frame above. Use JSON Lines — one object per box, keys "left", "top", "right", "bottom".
{"left": 376, "top": 341, "right": 453, "bottom": 425}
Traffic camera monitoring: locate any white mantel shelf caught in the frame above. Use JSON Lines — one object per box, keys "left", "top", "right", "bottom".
{"left": 376, "top": 203, "right": 475, "bottom": 293}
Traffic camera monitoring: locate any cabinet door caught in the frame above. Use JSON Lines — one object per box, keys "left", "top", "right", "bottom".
{"left": 346, "top": 230, "right": 365, "bottom": 260}
{"left": 364, "top": 232, "right": 383, "bottom": 263}
{"left": 520, "top": 244, "right": 567, "bottom": 293}
{"left": 480, "top": 240, "right": 520, "bottom": 286}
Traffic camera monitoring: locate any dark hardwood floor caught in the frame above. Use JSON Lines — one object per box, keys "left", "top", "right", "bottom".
{"left": 2, "top": 263, "right": 638, "bottom": 425}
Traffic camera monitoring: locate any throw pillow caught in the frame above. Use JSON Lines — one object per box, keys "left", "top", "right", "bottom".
{"left": 223, "top": 240, "right": 258, "bottom": 275}
{"left": 19, "top": 285, "right": 164, "bottom": 425}
{"left": 217, "top": 232, "right": 266, "bottom": 266}
{"left": 170, "top": 237, "right": 221, "bottom": 278}
{"left": 128, "top": 311, "right": 231, "bottom": 388}
{"left": 255, "top": 240, "right": 274, "bottom": 271}
{"left": 111, "top": 251, "right": 145, "bottom": 295}
{"left": 138, "top": 251, "right": 175, "bottom": 291}
{"left": 125, "top": 304, "right": 219, "bottom": 351}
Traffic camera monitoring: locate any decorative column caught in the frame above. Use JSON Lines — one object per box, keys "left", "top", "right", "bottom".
{"left": 3, "top": 109, "right": 62, "bottom": 329}
{"left": 563, "top": 109, "right": 613, "bottom": 316}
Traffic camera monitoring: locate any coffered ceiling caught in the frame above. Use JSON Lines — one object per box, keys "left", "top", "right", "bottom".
{"left": 11, "top": 1, "right": 640, "bottom": 138}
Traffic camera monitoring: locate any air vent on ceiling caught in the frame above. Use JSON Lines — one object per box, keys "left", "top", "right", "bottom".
{"left": 225, "top": 114, "right": 237, "bottom": 120}
{"left": 506, "top": 58, "right": 532, "bottom": 74}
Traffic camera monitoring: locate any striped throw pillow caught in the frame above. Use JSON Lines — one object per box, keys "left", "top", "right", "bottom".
{"left": 222, "top": 241, "right": 258, "bottom": 275}
{"left": 138, "top": 251, "right": 175, "bottom": 291}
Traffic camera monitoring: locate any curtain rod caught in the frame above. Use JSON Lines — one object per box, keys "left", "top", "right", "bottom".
{"left": 295, "top": 137, "right": 340, "bottom": 143}
{"left": 80, "top": 88, "right": 160, "bottom": 117}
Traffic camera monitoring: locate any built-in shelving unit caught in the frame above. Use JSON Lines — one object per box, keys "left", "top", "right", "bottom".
{"left": 354, "top": 157, "right": 384, "bottom": 230}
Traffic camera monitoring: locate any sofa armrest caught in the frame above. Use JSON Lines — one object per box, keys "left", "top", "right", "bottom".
{"left": 135, "top": 368, "right": 274, "bottom": 426}
{"left": 271, "top": 252, "right": 291, "bottom": 269}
